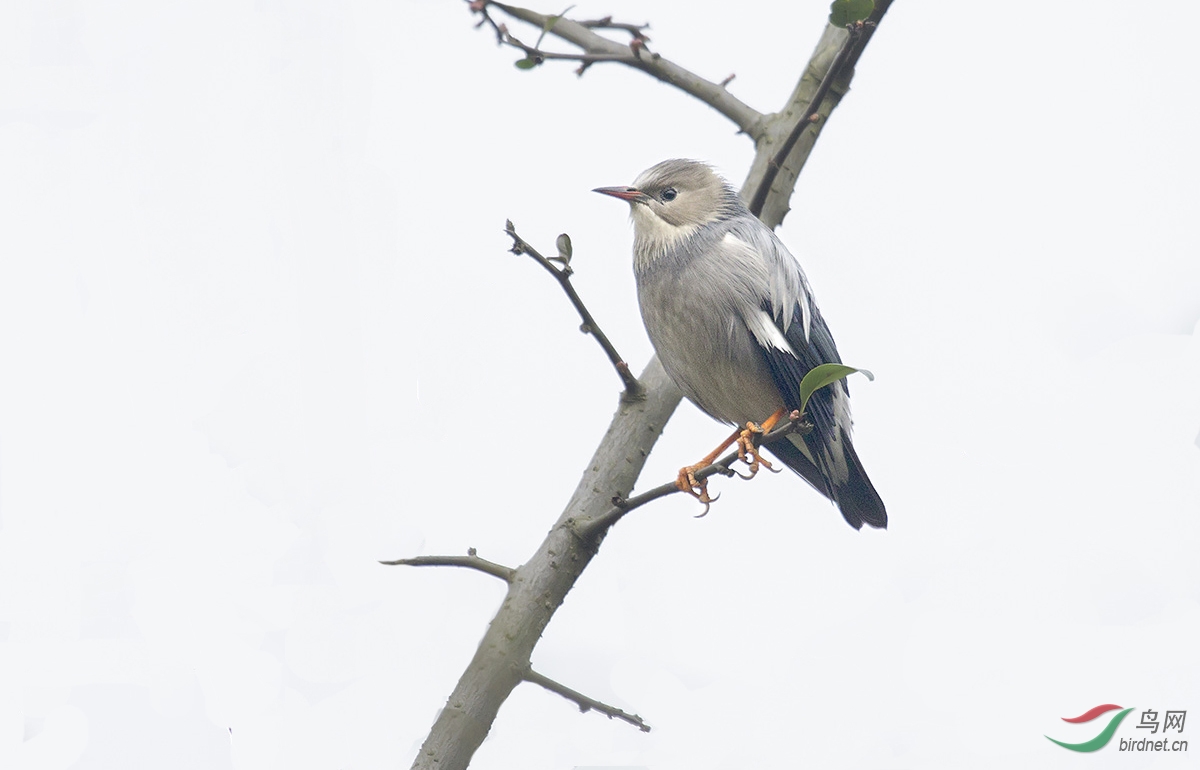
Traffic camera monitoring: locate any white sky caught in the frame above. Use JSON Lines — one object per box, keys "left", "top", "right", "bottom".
{"left": 2, "top": 1, "right": 1199, "bottom": 768}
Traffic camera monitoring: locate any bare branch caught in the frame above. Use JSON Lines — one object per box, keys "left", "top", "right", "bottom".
{"left": 382, "top": 548, "right": 515, "bottom": 583}
{"left": 472, "top": 1, "right": 646, "bottom": 65}
{"left": 409, "top": 359, "right": 681, "bottom": 770}
{"left": 577, "top": 16, "right": 650, "bottom": 39}
{"left": 473, "top": 2, "right": 766, "bottom": 138}
{"left": 504, "top": 220, "right": 643, "bottom": 398}
{"left": 523, "top": 668, "right": 651, "bottom": 732}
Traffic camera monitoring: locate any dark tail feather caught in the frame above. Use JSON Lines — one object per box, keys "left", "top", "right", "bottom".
{"left": 833, "top": 441, "right": 887, "bottom": 530}
{"left": 766, "top": 435, "right": 887, "bottom": 530}
{"left": 764, "top": 439, "right": 835, "bottom": 502}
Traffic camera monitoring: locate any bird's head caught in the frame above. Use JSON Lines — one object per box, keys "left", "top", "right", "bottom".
{"left": 594, "top": 159, "right": 741, "bottom": 255}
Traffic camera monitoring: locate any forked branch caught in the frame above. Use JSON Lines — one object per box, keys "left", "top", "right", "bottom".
{"left": 469, "top": 1, "right": 765, "bottom": 138}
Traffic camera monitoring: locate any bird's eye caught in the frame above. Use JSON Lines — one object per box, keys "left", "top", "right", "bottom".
{"left": 660, "top": 187, "right": 677, "bottom": 202}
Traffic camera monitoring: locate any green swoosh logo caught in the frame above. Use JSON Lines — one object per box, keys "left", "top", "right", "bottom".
{"left": 1045, "top": 708, "right": 1134, "bottom": 752}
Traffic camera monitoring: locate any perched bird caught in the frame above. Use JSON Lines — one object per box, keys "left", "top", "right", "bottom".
{"left": 594, "top": 159, "right": 886, "bottom": 530}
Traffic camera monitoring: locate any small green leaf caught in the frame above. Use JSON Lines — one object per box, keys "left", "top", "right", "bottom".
{"left": 534, "top": 5, "right": 571, "bottom": 47}
{"left": 514, "top": 57, "right": 538, "bottom": 70}
{"left": 799, "top": 363, "right": 874, "bottom": 415}
{"left": 555, "top": 233, "right": 573, "bottom": 262}
{"left": 829, "top": 0, "right": 874, "bottom": 27}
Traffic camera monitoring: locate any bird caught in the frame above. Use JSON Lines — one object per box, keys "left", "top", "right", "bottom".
{"left": 594, "top": 159, "right": 886, "bottom": 530}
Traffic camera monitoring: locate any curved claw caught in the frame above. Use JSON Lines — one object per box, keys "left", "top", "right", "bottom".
{"left": 732, "top": 466, "right": 756, "bottom": 480}
{"left": 676, "top": 465, "right": 719, "bottom": 512}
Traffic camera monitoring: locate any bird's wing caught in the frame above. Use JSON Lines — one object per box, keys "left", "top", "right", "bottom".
{"left": 720, "top": 219, "right": 845, "bottom": 405}
{"left": 722, "top": 219, "right": 887, "bottom": 530}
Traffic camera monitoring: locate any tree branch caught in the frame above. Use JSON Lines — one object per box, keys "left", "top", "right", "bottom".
{"left": 504, "top": 220, "right": 642, "bottom": 398}
{"left": 409, "top": 358, "right": 682, "bottom": 770}
{"left": 747, "top": 28, "right": 857, "bottom": 217}
{"left": 743, "top": 0, "right": 895, "bottom": 226}
{"left": 523, "top": 667, "right": 651, "bottom": 732}
{"left": 381, "top": 548, "right": 515, "bottom": 583}
{"left": 474, "top": 2, "right": 766, "bottom": 139}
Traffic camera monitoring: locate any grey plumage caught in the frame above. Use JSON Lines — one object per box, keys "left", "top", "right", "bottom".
{"left": 594, "top": 159, "right": 886, "bottom": 530}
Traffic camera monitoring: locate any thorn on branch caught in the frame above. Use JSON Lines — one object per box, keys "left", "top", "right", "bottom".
{"left": 719, "top": 73, "right": 736, "bottom": 88}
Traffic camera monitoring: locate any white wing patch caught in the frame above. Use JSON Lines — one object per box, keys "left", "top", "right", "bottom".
{"left": 797, "top": 282, "right": 813, "bottom": 344}
{"left": 820, "top": 384, "right": 852, "bottom": 484}
{"left": 744, "top": 307, "right": 796, "bottom": 354}
{"left": 723, "top": 231, "right": 812, "bottom": 344}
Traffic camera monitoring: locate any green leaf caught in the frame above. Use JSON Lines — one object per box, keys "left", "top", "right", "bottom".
{"left": 534, "top": 5, "right": 571, "bottom": 47}
{"left": 514, "top": 57, "right": 538, "bottom": 70}
{"left": 555, "top": 233, "right": 573, "bottom": 262}
{"left": 829, "top": 0, "right": 874, "bottom": 27}
{"left": 798, "top": 363, "right": 874, "bottom": 415}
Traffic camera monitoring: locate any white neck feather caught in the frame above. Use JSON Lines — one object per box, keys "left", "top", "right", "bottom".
{"left": 631, "top": 207, "right": 699, "bottom": 270}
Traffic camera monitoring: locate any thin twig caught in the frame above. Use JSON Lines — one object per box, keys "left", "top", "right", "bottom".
{"left": 473, "top": 0, "right": 642, "bottom": 65}
{"left": 381, "top": 548, "right": 515, "bottom": 583}
{"left": 504, "top": 220, "right": 643, "bottom": 398}
{"left": 471, "top": 1, "right": 765, "bottom": 138}
{"left": 577, "top": 16, "right": 650, "bottom": 38}
{"left": 578, "top": 414, "right": 811, "bottom": 539}
{"left": 524, "top": 667, "right": 651, "bottom": 732}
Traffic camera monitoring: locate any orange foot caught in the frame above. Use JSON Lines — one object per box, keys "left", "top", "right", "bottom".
{"left": 733, "top": 422, "right": 777, "bottom": 480}
{"left": 676, "top": 463, "right": 718, "bottom": 507}
{"left": 674, "top": 408, "right": 788, "bottom": 513}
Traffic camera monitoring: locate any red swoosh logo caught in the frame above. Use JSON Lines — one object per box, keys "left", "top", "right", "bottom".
{"left": 1063, "top": 704, "right": 1123, "bottom": 723}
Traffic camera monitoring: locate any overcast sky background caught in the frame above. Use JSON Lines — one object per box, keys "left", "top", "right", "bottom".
{"left": 2, "top": 1, "right": 1199, "bottom": 768}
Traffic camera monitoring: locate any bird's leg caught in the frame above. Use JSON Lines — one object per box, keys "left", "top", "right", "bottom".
{"left": 676, "top": 407, "right": 788, "bottom": 505}
{"left": 734, "top": 408, "right": 787, "bottom": 479}
{"left": 676, "top": 425, "right": 744, "bottom": 505}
